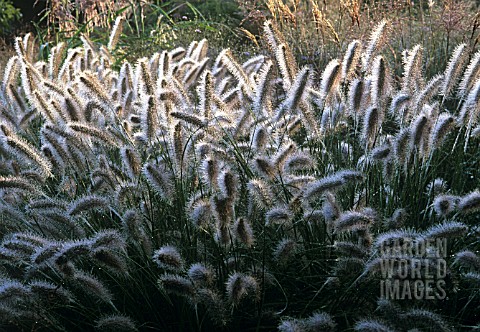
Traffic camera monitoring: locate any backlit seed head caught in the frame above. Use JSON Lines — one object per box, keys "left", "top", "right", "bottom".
{"left": 335, "top": 211, "right": 375, "bottom": 233}
{"left": 153, "top": 245, "right": 184, "bottom": 271}
{"left": 254, "top": 156, "right": 275, "bottom": 178}
{"left": 424, "top": 221, "right": 468, "bottom": 240}
{"left": 252, "top": 127, "right": 268, "bottom": 152}
{"left": 190, "top": 199, "right": 212, "bottom": 228}
{"left": 95, "top": 314, "right": 138, "bottom": 332}
{"left": 29, "top": 280, "right": 73, "bottom": 304}
{"left": 67, "top": 195, "right": 109, "bottom": 216}
{"left": 454, "top": 250, "right": 480, "bottom": 270}
{"left": 432, "top": 195, "right": 460, "bottom": 216}
{"left": 322, "top": 192, "right": 341, "bottom": 224}
{"left": 91, "top": 230, "right": 126, "bottom": 251}
{"left": 187, "top": 263, "right": 215, "bottom": 286}
{"left": 72, "top": 270, "right": 113, "bottom": 304}
{"left": 201, "top": 157, "right": 219, "bottom": 188}
{"left": 426, "top": 178, "right": 448, "bottom": 196}
{"left": 284, "top": 152, "right": 315, "bottom": 173}
{"left": 54, "top": 240, "right": 91, "bottom": 265}
{"left": 233, "top": 217, "right": 254, "bottom": 247}
{"left": 303, "top": 312, "right": 336, "bottom": 332}
{"left": 247, "top": 178, "right": 273, "bottom": 209}
{"left": 385, "top": 208, "right": 408, "bottom": 229}
{"left": 92, "top": 248, "right": 129, "bottom": 276}
{"left": 218, "top": 168, "right": 237, "bottom": 201}
{"left": 354, "top": 319, "right": 393, "bottom": 332}
{"left": 303, "top": 175, "right": 345, "bottom": 202}
{"left": 458, "top": 191, "right": 480, "bottom": 214}
{"left": 273, "top": 238, "right": 296, "bottom": 263}
{"left": 158, "top": 273, "right": 195, "bottom": 298}
{"left": 265, "top": 206, "right": 292, "bottom": 225}
{"left": 278, "top": 319, "right": 302, "bottom": 332}
{"left": 225, "top": 272, "right": 259, "bottom": 305}
{"left": 197, "top": 288, "right": 228, "bottom": 326}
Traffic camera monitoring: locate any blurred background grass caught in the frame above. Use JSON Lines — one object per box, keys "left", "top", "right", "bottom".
{"left": 1, "top": 0, "right": 478, "bottom": 76}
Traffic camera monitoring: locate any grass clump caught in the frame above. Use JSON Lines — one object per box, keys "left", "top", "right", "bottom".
{"left": 0, "top": 14, "right": 479, "bottom": 331}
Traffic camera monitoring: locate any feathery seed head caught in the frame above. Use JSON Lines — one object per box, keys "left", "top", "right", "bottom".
{"left": 348, "top": 78, "right": 366, "bottom": 115}
{"left": 0, "top": 279, "right": 31, "bottom": 304}
{"left": 201, "top": 157, "right": 219, "bottom": 188}
{"left": 430, "top": 113, "right": 455, "bottom": 149}
{"left": 29, "top": 280, "right": 73, "bottom": 304}
{"left": 441, "top": 43, "right": 467, "bottom": 98}
{"left": 454, "top": 250, "right": 480, "bottom": 270}
{"left": 385, "top": 208, "right": 408, "bottom": 229}
{"left": 218, "top": 168, "right": 237, "bottom": 201}
{"left": 143, "top": 162, "right": 173, "bottom": 199}
{"left": 278, "top": 319, "right": 302, "bottom": 332}
{"left": 402, "top": 308, "right": 451, "bottom": 332}
{"left": 320, "top": 59, "right": 341, "bottom": 101}
{"left": 389, "top": 93, "right": 410, "bottom": 120}
{"left": 371, "top": 55, "right": 391, "bottom": 107}
{"left": 342, "top": 40, "right": 362, "bottom": 80}
{"left": 273, "top": 238, "right": 297, "bottom": 263}
{"left": 190, "top": 199, "right": 212, "bottom": 228}
{"left": 354, "top": 319, "right": 393, "bottom": 332}
{"left": 247, "top": 178, "right": 273, "bottom": 209}
{"left": 67, "top": 195, "right": 109, "bottom": 216}
{"left": 426, "top": 178, "right": 448, "bottom": 196}
{"left": 107, "top": 17, "right": 125, "bottom": 51}
{"left": 274, "top": 143, "right": 297, "bottom": 171}
{"left": 336, "top": 169, "right": 364, "bottom": 183}
{"left": 195, "top": 288, "right": 228, "bottom": 326}
{"left": 303, "top": 312, "right": 336, "bottom": 331}
{"left": 121, "top": 146, "right": 141, "bottom": 179}
{"left": 187, "top": 263, "right": 215, "bottom": 286}
{"left": 31, "top": 241, "right": 62, "bottom": 265}
{"left": 0, "top": 175, "right": 39, "bottom": 194}
{"left": 402, "top": 44, "right": 425, "bottom": 93}
{"left": 252, "top": 127, "right": 269, "bottom": 152}
{"left": 254, "top": 156, "right": 275, "bottom": 178}
{"left": 54, "top": 240, "right": 91, "bottom": 265}
{"left": 414, "top": 74, "right": 443, "bottom": 115}
{"left": 432, "top": 195, "right": 460, "bottom": 216}
{"left": 371, "top": 144, "right": 391, "bottom": 161}
{"left": 233, "top": 217, "right": 254, "bottom": 247}
{"left": 361, "top": 106, "right": 381, "bottom": 146}
{"left": 72, "top": 270, "right": 113, "bottom": 303}
{"left": 153, "top": 245, "right": 184, "bottom": 271}
{"left": 424, "top": 220, "right": 468, "bottom": 240}
{"left": 158, "top": 273, "right": 195, "bottom": 298}
{"left": 92, "top": 247, "right": 129, "bottom": 276}
{"left": 459, "top": 50, "right": 480, "bottom": 97}
{"left": 284, "top": 152, "right": 315, "bottom": 173}
{"left": 322, "top": 192, "right": 341, "bottom": 224}
{"left": 95, "top": 314, "right": 138, "bottom": 332}
{"left": 458, "top": 191, "right": 480, "bottom": 214}
{"left": 410, "top": 114, "right": 428, "bottom": 150}
{"left": 304, "top": 174, "right": 345, "bottom": 202}
{"left": 265, "top": 206, "right": 293, "bottom": 225}
{"left": 334, "top": 241, "right": 368, "bottom": 258}
{"left": 335, "top": 211, "right": 374, "bottom": 233}
{"left": 225, "top": 272, "right": 259, "bottom": 305}
{"left": 91, "top": 230, "right": 126, "bottom": 251}
{"left": 362, "top": 19, "right": 390, "bottom": 72}
{"left": 393, "top": 128, "right": 411, "bottom": 165}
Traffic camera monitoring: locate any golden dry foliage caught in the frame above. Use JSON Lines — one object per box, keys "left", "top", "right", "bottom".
{"left": 46, "top": 0, "right": 131, "bottom": 36}
{"left": 341, "top": 0, "right": 361, "bottom": 27}
{"left": 309, "top": 0, "right": 340, "bottom": 45}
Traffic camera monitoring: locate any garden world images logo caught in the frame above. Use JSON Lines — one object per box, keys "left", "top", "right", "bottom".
{"left": 379, "top": 238, "right": 447, "bottom": 300}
